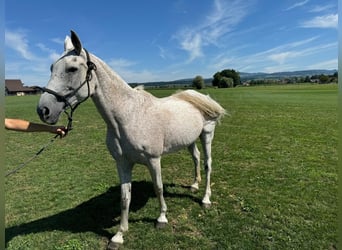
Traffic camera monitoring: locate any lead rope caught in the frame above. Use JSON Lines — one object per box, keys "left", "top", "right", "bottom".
{"left": 5, "top": 134, "right": 60, "bottom": 177}
{"left": 5, "top": 109, "right": 74, "bottom": 177}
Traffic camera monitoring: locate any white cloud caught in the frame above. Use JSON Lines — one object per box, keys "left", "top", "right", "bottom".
{"left": 36, "top": 43, "right": 60, "bottom": 61}
{"left": 175, "top": 0, "right": 253, "bottom": 62}
{"left": 107, "top": 58, "right": 163, "bottom": 82}
{"left": 179, "top": 31, "right": 203, "bottom": 62}
{"left": 284, "top": 0, "right": 310, "bottom": 11}
{"left": 301, "top": 14, "right": 337, "bottom": 28}
{"left": 305, "top": 58, "right": 337, "bottom": 69}
{"left": 107, "top": 58, "right": 137, "bottom": 68}
{"left": 309, "top": 4, "right": 335, "bottom": 13}
{"left": 5, "top": 29, "right": 65, "bottom": 85}
{"left": 286, "top": 36, "right": 319, "bottom": 47}
{"left": 51, "top": 37, "right": 64, "bottom": 45}
{"left": 204, "top": 0, "right": 249, "bottom": 40}
{"left": 206, "top": 36, "right": 337, "bottom": 74}
{"left": 5, "top": 29, "right": 35, "bottom": 60}
{"left": 158, "top": 46, "right": 166, "bottom": 59}
{"left": 119, "top": 69, "right": 161, "bottom": 83}
{"left": 258, "top": 41, "right": 336, "bottom": 66}
{"left": 249, "top": 37, "right": 319, "bottom": 62}
{"left": 210, "top": 53, "right": 235, "bottom": 70}
{"left": 268, "top": 51, "right": 297, "bottom": 64}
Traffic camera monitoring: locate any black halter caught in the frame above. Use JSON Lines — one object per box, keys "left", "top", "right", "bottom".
{"left": 34, "top": 49, "right": 97, "bottom": 133}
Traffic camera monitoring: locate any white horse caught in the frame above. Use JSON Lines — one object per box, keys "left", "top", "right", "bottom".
{"left": 37, "top": 31, "right": 226, "bottom": 249}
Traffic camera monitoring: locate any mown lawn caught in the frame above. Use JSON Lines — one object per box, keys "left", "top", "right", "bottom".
{"left": 5, "top": 84, "right": 337, "bottom": 249}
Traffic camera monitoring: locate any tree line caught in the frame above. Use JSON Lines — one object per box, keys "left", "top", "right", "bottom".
{"left": 192, "top": 70, "right": 337, "bottom": 89}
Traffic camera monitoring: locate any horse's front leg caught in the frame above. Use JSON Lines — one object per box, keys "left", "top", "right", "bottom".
{"left": 108, "top": 161, "right": 133, "bottom": 249}
{"left": 147, "top": 157, "right": 168, "bottom": 228}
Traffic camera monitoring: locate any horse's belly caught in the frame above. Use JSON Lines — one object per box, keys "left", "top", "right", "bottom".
{"left": 162, "top": 113, "right": 203, "bottom": 154}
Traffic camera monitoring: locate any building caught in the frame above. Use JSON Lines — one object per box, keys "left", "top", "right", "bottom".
{"left": 5, "top": 79, "right": 40, "bottom": 96}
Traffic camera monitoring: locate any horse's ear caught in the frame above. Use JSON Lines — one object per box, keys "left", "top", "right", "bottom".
{"left": 64, "top": 36, "right": 73, "bottom": 52}
{"left": 70, "top": 30, "right": 82, "bottom": 55}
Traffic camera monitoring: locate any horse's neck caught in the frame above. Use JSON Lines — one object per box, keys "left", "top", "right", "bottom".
{"left": 90, "top": 55, "right": 139, "bottom": 125}
{"left": 92, "top": 55, "right": 134, "bottom": 98}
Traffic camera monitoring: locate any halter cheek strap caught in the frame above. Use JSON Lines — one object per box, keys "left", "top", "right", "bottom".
{"left": 33, "top": 48, "right": 97, "bottom": 133}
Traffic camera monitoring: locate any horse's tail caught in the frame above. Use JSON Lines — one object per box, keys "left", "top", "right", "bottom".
{"left": 173, "top": 90, "right": 226, "bottom": 122}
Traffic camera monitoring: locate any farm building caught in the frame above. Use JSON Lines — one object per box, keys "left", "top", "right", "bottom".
{"left": 5, "top": 79, "right": 40, "bottom": 96}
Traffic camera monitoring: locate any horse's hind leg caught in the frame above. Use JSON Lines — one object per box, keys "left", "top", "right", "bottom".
{"left": 188, "top": 143, "right": 201, "bottom": 192}
{"left": 200, "top": 124, "right": 216, "bottom": 208}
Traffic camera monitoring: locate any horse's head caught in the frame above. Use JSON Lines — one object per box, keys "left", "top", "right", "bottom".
{"left": 37, "top": 30, "right": 96, "bottom": 124}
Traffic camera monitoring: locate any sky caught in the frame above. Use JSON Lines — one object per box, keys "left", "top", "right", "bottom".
{"left": 5, "top": 0, "right": 338, "bottom": 85}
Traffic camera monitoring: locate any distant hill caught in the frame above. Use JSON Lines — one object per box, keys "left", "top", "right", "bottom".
{"left": 239, "top": 69, "right": 337, "bottom": 80}
{"left": 129, "top": 69, "right": 337, "bottom": 87}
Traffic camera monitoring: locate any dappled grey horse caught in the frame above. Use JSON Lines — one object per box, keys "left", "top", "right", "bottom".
{"left": 37, "top": 31, "right": 226, "bottom": 249}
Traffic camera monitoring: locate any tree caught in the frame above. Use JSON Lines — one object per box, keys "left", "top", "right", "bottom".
{"left": 212, "top": 69, "right": 240, "bottom": 88}
{"left": 319, "top": 74, "right": 329, "bottom": 84}
{"left": 219, "top": 77, "right": 234, "bottom": 88}
{"left": 212, "top": 72, "right": 222, "bottom": 87}
{"left": 192, "top": 75, "right": 205, "bottom": 89}
{"left": 304, "top": 76, "right": 311, "bottom": 83}
{"left": 220, "top": 69, "right": 240, "bottom": 86}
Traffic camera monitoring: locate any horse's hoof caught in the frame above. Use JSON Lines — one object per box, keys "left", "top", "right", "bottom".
{"left": 202, "top": 202, "right": 211, "bottom": 209}
{"left": 107, "top": 241, "right": 121, "bottom": 250}
{"left": 155, "top": 221, "right": 167, "bottom": 229}
{"left": 190, "top": 183, "right": 199, "bottom": 193}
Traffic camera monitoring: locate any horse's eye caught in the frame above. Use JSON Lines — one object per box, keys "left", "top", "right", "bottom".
{"left": 67, "top": 67, "right": 78, "bottom": 73}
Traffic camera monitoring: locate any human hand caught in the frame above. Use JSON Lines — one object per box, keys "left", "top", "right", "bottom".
{"left": 55, "top": 126, "right": 68, "bottom": 137}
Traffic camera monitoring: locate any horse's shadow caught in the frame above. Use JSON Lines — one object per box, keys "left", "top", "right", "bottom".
{"left": 5, "top": 181, "right": 201, "bottom": 245}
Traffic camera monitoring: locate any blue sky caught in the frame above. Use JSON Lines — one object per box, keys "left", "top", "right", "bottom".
{"left": 5, "top": 0, "right": 337, "bottom": 85}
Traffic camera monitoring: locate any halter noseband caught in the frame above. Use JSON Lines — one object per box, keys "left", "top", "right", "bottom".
{"left": 34, "top": 49, "right": 97, "bottom": 133}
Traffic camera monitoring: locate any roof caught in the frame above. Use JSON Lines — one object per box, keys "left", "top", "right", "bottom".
{"left": 5, "top": 79, "right": 35, "bottom": 92}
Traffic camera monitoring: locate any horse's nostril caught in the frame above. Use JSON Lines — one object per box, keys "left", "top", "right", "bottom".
{"left": 43, "top": 107, "right": 50, "bottom": 116}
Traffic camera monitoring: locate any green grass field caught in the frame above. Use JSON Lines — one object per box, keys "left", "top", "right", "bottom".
{"left": 5, "top": 84, "right": 337, "bottom": 249}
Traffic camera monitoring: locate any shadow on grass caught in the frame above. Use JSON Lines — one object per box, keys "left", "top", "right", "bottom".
{"left": 6, "top": 180, "right": 201, "bottom": 245}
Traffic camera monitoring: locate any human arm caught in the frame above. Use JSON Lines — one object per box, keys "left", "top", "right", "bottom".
{"left": 5, "top": 118, "right": 67, "bottom": 136}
